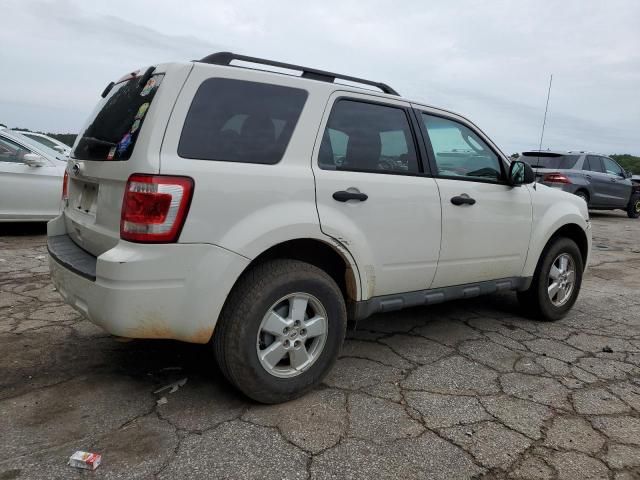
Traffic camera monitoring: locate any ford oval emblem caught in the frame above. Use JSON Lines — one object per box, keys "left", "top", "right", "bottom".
{"left": 72, "top": 163, "right": 81, "bottom": 176}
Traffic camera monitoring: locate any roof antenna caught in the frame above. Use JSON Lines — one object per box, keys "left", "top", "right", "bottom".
{"left": 534, "top": 74, "right": 553, "bottom": 189}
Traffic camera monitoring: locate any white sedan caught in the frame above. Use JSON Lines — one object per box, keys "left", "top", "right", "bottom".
{"left": 0, "top": 129, "right": 67, "bottom": 221}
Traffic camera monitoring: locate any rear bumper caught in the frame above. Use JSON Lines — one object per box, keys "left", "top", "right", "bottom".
{"left": 47, "top": 215, "right": 250, "bottom": 343}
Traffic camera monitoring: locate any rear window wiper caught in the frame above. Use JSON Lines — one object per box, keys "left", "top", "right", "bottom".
{"left": 79, "top": 137, "right": 117, "bottom": 147}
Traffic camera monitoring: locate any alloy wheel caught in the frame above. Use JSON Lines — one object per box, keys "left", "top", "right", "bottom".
{"left": 547, "top": 253, "right": 576, "bottom": 307}
{"left": 256, "top": 293, "right": 328, "bottom": 378}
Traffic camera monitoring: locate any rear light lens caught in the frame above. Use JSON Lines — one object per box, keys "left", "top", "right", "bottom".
{"left": 120, "top": 174, "right": 194, "bottom": 243}
{"left": 543, "top": 172, "right": 571, "bottom": 184}
{"left": 62, "top": 170, "right": 69, "bottom": 200}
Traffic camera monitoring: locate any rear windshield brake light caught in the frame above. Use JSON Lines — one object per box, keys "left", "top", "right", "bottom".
{"left": 120, "top": 174, "right": 194, "bottom": 243}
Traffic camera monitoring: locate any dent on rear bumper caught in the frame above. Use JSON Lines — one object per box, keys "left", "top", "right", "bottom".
{"left": 49, "top": 237, "right": 249, "bottom": 343}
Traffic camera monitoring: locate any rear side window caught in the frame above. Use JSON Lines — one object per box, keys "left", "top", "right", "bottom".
{"left": 585, "top": 155, "right": 605, "bottom": 173}
{"left": 521, "top": 152, "right": 579, "bottom": 169}
{"left": 74, "top": 73, "right": 164, "bottom": 161}
{"left": 318, "top": 100, "right": 419, "bottom": 174}
{"left": 178, "top": 78, "right": 308, "bottom": 165}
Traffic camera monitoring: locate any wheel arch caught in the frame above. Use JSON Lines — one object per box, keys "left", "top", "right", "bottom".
{"left": 527, "top": 223, "right": 589, "bottom": 278}
{"left": 546, "top": 223, "right": 589, "bottom": 266}
{"left": 251, "top": 238, "right": 360, "bottom": 300}
{"left": 219, "top": 238, "right": 362, "bottom": 326}
{"left": 574, "top": 188, "right": 590, "bottom": 203}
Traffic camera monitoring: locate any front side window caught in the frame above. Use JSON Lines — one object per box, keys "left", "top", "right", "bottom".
{"left": 0, "top": 136, "right": 31, "bottom": 163}
{"left": 602, "top": 157, "right": 624, "bottom": 177}
{"left": 178, "top": 78, "right": 308, "bottom": 165}
{"left": 422, "top": 114, "right": 502, "bottom": 181}
{"left": 319, "top": 100, "right": 419, "bottom": 174}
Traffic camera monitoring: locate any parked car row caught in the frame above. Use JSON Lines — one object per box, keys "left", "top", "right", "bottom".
{"left": 521, "top": 150, "right": 640, "bottom": 218}
{"left": 0, "top": 128, "right": 68, "bottom": 221}
{"left": 0, "top": 53, "right": 634, "bottom": 403}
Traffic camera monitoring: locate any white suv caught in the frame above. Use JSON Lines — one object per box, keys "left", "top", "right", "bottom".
{"left": 48, "top": 52, "right": 591, "bottom": 403}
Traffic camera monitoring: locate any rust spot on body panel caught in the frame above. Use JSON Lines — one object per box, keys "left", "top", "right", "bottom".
{"left": 123, "top": 312, "right": 213, "bottom": 344}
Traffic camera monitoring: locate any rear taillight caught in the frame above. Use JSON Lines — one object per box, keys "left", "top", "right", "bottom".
{"left": 120, "top": 174, "right": 194, "bottom": 243}
{"left": 62, "top": 170, "right": 69, "bottom": 200}
{"left": 543, "top": 172, "right": 571, "bottom": 184}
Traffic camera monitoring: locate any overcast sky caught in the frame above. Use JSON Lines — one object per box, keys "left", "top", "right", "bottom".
{"left": 1, "top": 0, "right": 638, "bottom": 155}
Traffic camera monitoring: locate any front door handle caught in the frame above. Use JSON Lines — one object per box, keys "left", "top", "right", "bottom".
{"left": 451, "top": 194, "right": 476, "bottom": 206}
{"left": 585, "top": 174, "right": 592, "bottom": 180}
{"left": 333, "top": 190, "right": 368, "bottom": 202}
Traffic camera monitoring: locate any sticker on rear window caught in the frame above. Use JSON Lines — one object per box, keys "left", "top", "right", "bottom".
{"left": 117, "top": 133, "right": 132, "bottom": 154}
{"left": 130, "top": 119, "right": 141, "bottom": 133}
{"left": 107, "top": 146, "right": 116, "bottom": 160}
{"left": 140, "top": 78, "right": 156, "bottom": 96}
{"left": 135, "top": 102, "right": 150, "bottom": 119}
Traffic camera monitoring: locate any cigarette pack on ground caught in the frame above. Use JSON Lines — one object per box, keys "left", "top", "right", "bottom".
{"left": 68, "top": 451, "right": 102, "bottom": 470}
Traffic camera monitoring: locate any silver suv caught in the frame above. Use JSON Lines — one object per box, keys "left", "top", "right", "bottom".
{"left": 521, "top": 150, "right": 640, "bottom": 218}
{"left": 48, "top": 52, "right": 591, "bottom": 403}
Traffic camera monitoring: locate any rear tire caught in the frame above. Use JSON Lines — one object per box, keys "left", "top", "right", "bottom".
{"left": 575, "top": 190, "right": 589, "bottom": 205}
{"left": 213, "top": 259, "right": 346, "bottom": 404}
{"left": 517, "top": 237, "right": 583, "bottom": 321}
{"left": 627, "top": 193, "right": 640, "bottom": 219}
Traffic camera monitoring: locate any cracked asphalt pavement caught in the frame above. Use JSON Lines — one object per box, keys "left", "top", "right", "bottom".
{"left": 1, "top": 211, "right": 640, "bottom": 479}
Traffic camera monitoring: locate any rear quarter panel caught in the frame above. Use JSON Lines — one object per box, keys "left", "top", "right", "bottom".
{"left": 159, "top": 64, "right": 364, "bottom": 300}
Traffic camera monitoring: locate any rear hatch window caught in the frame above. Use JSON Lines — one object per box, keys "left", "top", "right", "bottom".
{"left": 521, "top": 152, "right": 579, "bottom": 170}
{"left": 73, "top": 71, "right": 164, "bottom": 161}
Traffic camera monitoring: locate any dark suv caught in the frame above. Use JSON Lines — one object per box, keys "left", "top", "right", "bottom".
{"left": 521, "top": 150, "right": 640, "bottom": 218}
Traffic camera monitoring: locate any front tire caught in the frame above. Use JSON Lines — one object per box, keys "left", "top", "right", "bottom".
{"left": 213, "top": 259, "right": 347, "bottom": 404}
{"left": 517, "top": 237, "right": 583, "bottom": 321}
{"left": 627, "top": 193, "right": 640, "bottom": 219}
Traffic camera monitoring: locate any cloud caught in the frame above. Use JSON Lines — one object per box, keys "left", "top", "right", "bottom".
{"left": 0, "top": 0, "right": 638, "bottom": 155}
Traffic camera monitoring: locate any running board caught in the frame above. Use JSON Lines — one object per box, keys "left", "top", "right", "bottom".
{"left": 350, "top": 277, "right": 532, "bottom": 321}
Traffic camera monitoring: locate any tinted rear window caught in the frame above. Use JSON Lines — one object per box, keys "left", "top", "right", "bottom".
{"left": 521, "top": 153, "right": 579, "bottom": 169}
{"left": 178, "top": 78, "right": 308, "bottom": 164}
{"left": 74, "top": 73, "right": 164, "bottom": 161}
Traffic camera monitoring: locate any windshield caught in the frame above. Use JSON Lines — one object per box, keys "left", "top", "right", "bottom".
{"left": 22, "top": 133, "right": 63, "bottom": 150}
{"left": 73, "top": 72, "right": 163, "bottom": 161}
{"left": 521, "top": 152, "right": 579, "bottom": 170}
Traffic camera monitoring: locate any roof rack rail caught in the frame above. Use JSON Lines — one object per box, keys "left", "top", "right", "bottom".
{"left": 197, "top": 52, "right": 399, "bottom": 96}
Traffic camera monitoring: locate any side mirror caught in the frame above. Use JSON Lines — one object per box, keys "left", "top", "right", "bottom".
{"left": 625, "top": 170, "right": 633, "bottom": 179}
{"left": 508, "top": 160, "right": 535, "bottom": 186}
{"left": 23, "top": 152, "right": 47, "bottom": 167}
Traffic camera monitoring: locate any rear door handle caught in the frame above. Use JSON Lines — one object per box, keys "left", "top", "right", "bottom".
{"left": 451, "top": 194, "right": 476, "bottom": 206}
{"left": 333, "top": 190, "right": 368, "bottom": 202}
